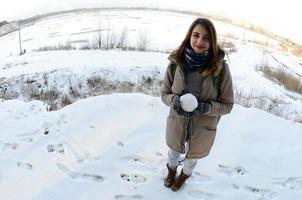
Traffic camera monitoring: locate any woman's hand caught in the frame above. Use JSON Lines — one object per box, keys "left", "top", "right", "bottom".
{"left": 192, "top": 102, "right": 212, "bottom": 116}
{"left": 171, "top": 95, "right": 181, "bottom": 110}
{"left": 176, "top": 107, "right": 194, "bottom": 118}
{"left": 172, "top": 95, "right": 211, "bottom": 117}
{"left": 172, "top": 95, "right": 193, "bottom": 118}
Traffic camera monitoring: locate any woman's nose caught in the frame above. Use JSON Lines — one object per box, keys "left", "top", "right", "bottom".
{"left": 196, "top": 38, "right": 204, "bottom": 45}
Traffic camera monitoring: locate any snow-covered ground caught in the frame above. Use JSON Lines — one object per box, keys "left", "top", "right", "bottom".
{"left": 0, "top": 9, "right": 283, "bottom": 58}
{"left": 0, "top": 7, "right": 302, "bottom": 200}
{"left": 0, "top": 93, "right": 302, "bottom": 200}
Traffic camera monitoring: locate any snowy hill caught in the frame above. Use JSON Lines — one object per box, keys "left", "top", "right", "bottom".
{"left": 0, "top": 94, "right": 302, "bottom": 200}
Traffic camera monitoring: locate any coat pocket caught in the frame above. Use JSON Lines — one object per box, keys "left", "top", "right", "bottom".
{"left": 192, "top": 116, "right": 218, "bottom": 131}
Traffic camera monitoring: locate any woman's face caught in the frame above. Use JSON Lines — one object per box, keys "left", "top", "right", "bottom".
{"left": 190, "top": 24, "right": 210, "bottom": 53}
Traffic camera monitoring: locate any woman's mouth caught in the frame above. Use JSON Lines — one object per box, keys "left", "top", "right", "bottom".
{"left": 195, "top": 45, "right": 205, "bottom": 49}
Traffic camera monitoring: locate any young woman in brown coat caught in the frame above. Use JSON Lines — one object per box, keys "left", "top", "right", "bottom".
{"left": 161, "top": 18, "right": 234, "bottom": 191}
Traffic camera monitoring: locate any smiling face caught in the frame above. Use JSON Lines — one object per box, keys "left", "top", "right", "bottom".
{"left": 190, "top": 24, "right": 210, "bottom": 53}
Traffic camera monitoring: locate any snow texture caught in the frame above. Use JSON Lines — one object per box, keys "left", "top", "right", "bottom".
{"left": 0, "top": 94, "right": 301, "bottom": 200}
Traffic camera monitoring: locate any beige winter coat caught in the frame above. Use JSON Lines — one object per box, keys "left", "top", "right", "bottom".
{"left": 161, "top": 58, "right": 234, "bottom": 159}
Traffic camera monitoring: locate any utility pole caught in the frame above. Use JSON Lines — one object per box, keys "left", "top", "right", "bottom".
{"left": 18, "top": 21, "right": 23, "bottom": 55}
{"left": 13, "top": 20, "right": 23, "bottom": 55}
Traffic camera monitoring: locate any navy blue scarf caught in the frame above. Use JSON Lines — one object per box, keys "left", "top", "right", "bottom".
{"left": 184, "top": 46, "right": 209, "bottom": 73}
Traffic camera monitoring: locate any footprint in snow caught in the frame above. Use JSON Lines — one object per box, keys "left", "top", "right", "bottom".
{"left": 56, "top": 163, "right": 105, "bottom": 183}
{"left": 244, "top": 186, "right": 278, "bottom": 200}
{"left": 117, "top": 141, "right": 124, "bottom": 146}
{"left": 16, "top": 161, "right": 33, "bottom": 170}
{"left": 190, "top": 171, "right": 213, "bottom": 183}
{"left": 186, "top": 189, "right": 222, "bottom": 200}
{"left": 47, "top": 143, "right": 64, "bottom": 154}
{"left": 232, "top": 183, "right": 240, "bottom": 190}
{"left": 154, "top": 151, "right": 163, "bottom": 157}
{"left": 0, "top": 140, "right": 19, "bottom": 152}
{"left": 217, "top": 164, "right": 247, "bottom": 177}
{"left": 120, "top": 173, "right": 147, "bottom": 184}
{"left": 115, "top": 194, "right": 143, "bottom": 199}
{"left": 120, "top": 155, "right": 161, "bottom": 174}
{"left": 80, "top": 173, "right": 105, "bottom": 183}
{"left": 270, "top": 176, "right": 302, "bottom": 190}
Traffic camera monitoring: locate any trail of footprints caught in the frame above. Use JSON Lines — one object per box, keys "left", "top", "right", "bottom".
{"left": 115, "top": 153, "right": 166, "bottom": 198}
{"left": 178, "top": 163, "right": 282, "bottom": 200}
{"left": 217, "top": 164, "right": 247, "bottom": 176}
{"left": 11, "top": 156, "right": 302, "bottom": 200}
{"left": 15, "top": 144, "right": 299, "bottom": 200}
{"left": 12, "top": 146, "right": 294, "bottom": 200}
{"left": 216, "top": 164, "right": 279, "bottom": 200}
{"left": 7, "top": 110, "right": 301, "bottom": 198}
{"left": 117, "top": 154, "right": 220, "bottom": 199}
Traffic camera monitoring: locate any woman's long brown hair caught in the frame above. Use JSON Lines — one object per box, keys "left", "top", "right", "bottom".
{"left": 170, "top": 18, "right": 225, "bottom": 76}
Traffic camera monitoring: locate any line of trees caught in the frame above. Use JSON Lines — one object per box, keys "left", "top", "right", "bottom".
{"left": 35, "top": 20, "right": 150, "bottom": 52}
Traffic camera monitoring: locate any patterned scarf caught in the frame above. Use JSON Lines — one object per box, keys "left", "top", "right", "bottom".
{"left": 184, "top": 46, "right": 210, "bottom": 73}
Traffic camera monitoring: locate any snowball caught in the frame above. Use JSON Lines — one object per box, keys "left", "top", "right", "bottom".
{"left": 180, "top": 93, "right": 198, "bottom": 112}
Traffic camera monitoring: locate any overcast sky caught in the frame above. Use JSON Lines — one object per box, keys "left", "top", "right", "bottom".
{"left": 0, "top": 0, "right": 301, "bottom": 44}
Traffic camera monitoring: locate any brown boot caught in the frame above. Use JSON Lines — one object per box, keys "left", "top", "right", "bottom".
{"left": 164, "top": 163, "right": 177, "bottom": 188}
{"left": 171, "top": 170, "right": 190, "bottom": 191}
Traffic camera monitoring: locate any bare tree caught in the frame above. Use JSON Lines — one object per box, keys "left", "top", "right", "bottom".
{"left": 97, "top": 20, "right": 102, "bottom": 49}
{"left": 137, "top": 30, "right": 149, "bottom": 51}
{"left": 106, "top": 19, "right": 110, "bottom": 49}
{"left": 117, "top": 26, "right": 128, "bottom": 50}
{"left": 108, "top": 27, "right": 118, "bottom": 49}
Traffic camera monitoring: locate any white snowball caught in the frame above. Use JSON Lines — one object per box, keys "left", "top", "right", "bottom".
{"left": 180, "top": 93, "right": 198, "bottom": 112}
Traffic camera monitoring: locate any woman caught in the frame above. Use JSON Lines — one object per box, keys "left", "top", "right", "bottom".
{"left": 161, "top": 18, "right": 234, "bottom": 191}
